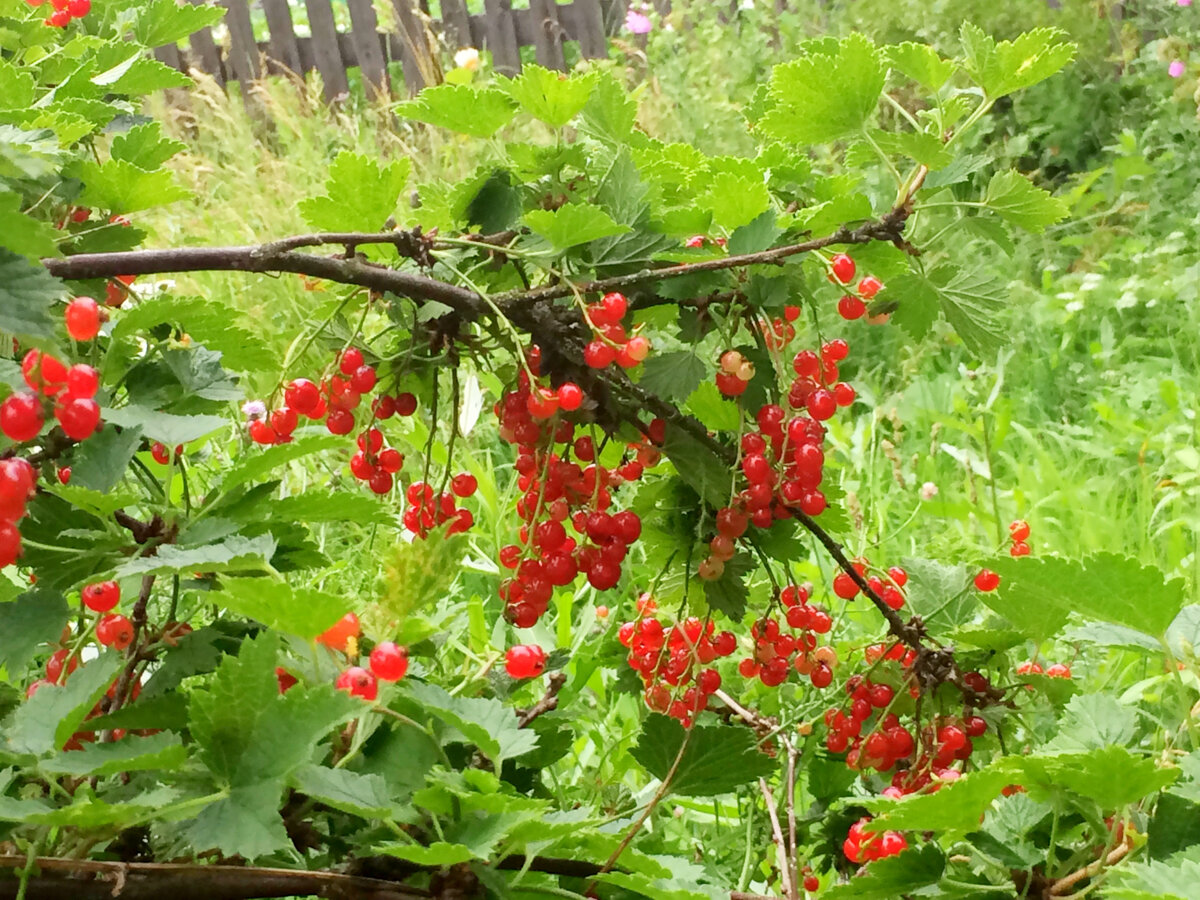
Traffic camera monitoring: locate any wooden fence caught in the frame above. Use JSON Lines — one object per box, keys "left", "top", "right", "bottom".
{"left": 153, "top": 0, "right": 623, "bottom": 103}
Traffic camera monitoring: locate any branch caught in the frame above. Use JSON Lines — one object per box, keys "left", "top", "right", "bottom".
{"left": 758, "top": 778, "right": 793, "bottom": 900}
{"left": 517, "top": 671, "right": 566, "bottom": 727}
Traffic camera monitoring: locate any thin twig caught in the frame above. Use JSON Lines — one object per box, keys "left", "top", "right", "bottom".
{"left": 758, "top": 778, "right": 792, "bottom": 900}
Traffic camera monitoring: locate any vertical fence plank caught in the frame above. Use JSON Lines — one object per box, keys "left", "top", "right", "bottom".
{"left": 390, "top": 0, "right": 431, "bottom": 94}
{"left": 346, "top": 0, "right": 391, "bottom": 99}
{"left": 484, "top": 0, "right": 521, "bottom": 76}
{"left": 304, "top": 0, "right": 350, "bottom": 101}
{"left": 261, "top": 0, "right": 304, "bottom": 76}
{"left": 221, "top": 0, "right": 261, "bottom": 89}
{"left": 572, "top": 0, "right": 608, "bottom": 59}
{"left": 186, "top": 0, "right": 226, "bottom": 86}
{"left": 440, "top": 0, "right": 473, "bottom": 49}
{"left": 529, "top": 0, "right": 566, "bottom": 70}
{"left": 154, "top": 43, "right": 184, "bottom": 72}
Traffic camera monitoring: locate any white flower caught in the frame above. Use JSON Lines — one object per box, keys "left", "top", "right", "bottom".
{"left": 242, "top": 400, "right": 267, "bottom": 421}
{"left": 919, "top": 482, "right": 938, "bottom": 501}
{"left": 454, "top": 47, "right": 480, "bottom": 71}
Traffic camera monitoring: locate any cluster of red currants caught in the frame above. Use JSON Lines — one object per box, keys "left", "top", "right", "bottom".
{"left": 309, "top": 612, "right": 411, "bottom": 701}
{"left": 402, "top": 478, "right": 474, "bottom": 538}
{"left": 828, "top": 253, "right": 886, "bottom": 322}
{"left": 737, "top": 584, "right": 837, "bottom": 689}
{"left": 760, "top": 305, "right": 803, "bottom": 352}
{"left": 1009, "top": 518, "right": 1031, "bottom": 557}
{"left": 80, "top": 580, "right": 135, "bottom": 652}
{"left": 616, "top": 594, "right": 738, "bottom": 725}
{"left": 29, "top": 0, "right": 91, "bottom": 29}
{"left": 0, "top": 459, "right": 35, "bottom": 568}
{"left": 493, "top": 352, "right": 656, "bottom": 628}
{"left": 843, "top": 816, "right": 908, "bottom": 864}
{"left": 581, "top": 292, "right": 651, "bottom": 370}
{"left": 1017, "top": 659, "right": 1071, "bottom": 678}
{"left": 833, "top": 561, "right": 907, "bottom": 611}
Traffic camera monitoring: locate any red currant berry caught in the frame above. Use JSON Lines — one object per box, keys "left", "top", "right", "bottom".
{"left": 369, "top": 641, "right": 409, "bottom": 681}
{"left": 350, "top": 365, "right": 377, "bottom": 393}
{"left": 584, "top": 340, "right": 617, "bottom": 369}
{"left": 65, "top": 364, "right": 99, "bottom": 400}
{"left": 56, "top": 466, "right": 71, "bottom": 484}
{"left": 368, "top": 470, "right": 393, "bottom": 495}
{"left": 1009, "top": 519, "right": 1030, "bottom": 541}
{"left": 54, "top": 397, "right": 101, "bottom": 441}
{"left": 317, "top": 612, "right": 360, "bottom": 652}
{"left": 248, "top": 420, "right": 277, "bottom": 445}
{"left": 974, "top": 569, "right": 1001, "bottom": 592}
{"left": 451, "top": 473, "right": 478, "bottom": 497}
{"left": 557, "top": 382, "right": 583, "bottom": 411}
{"left": 66, "top": 0, "right": 89, "bottom": 14}
{"left": 837, "top": 295, "right": 866, "bottom": 320}
{"left": 64, "top": 297, "right": 101, "bottom": 341}
{"left": 887, "top": 566, "right": 908, "bottom": 587}
{"left": 857, "top": 276, "right": 883, "bottom": 299}
{"left": 505, "top": 644, "right": 546, "bottom": 679}
{"left": 326, "top": 409, "right": 355, "bottom": 435}
{"left": 829, "top": 254, "right": 856, "bottom": 284}
{"left": 82, "top": 580, "right": 120, "bottom": 612}
{"left": 284, "top": 378, "right": 320, "bottom": 414}
{"left": 336, "top": 666, "right": 378, "bottom": 701}
{"left": 96, "top": 614, "right": 133, "bottom": 650}
{"left": 1010, "top": 541, "right": 1031, "bottom": 557}
{"left": 339, "top": 348, "right": 364, "bottom": 375}
{"left": 833, "top": 571, "right": 859, "bottom": 599}
{"left": 0, "top": 393, "right": 43, "bottom": 442}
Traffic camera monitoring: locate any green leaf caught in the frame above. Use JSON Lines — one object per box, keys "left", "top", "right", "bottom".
{"left": 92, "top": 54, "right": 190, "bottom": 95}
{"left": 638, "top": 350, "right": 707, "bottom": 403}
{"left": 214, "top": 578, "right": 347, "bottom": 641}
{"left": 114, "top": 535, "right": 276, "bottom": 580}
{"left": 180, "top": 782, "right": 290, "bottom": 860}
{"left": 505, "top": 65, "right": 594, "bottom": 127}
{"left": 0, "top": 192, "right": 58, "bottom": 259}
{"left": 759, "top": 34, "right": 886, "bottom": 143}
{"left": 661, "top": 421, "right": 734, "bottom": 508}
{"left": 885, "top": 42, "right": 955, "bottom": 90}
{"left": 397, "top": 84, "right": 517, "bottom": 138}
{"left": 867, "top": 766, "right": 1011, "bottom": 836}
{"left": 162, "top": 347, "right": 242, "bottom": 401}
{"left": 112, "top": 127, "right": 187, "bottom": 173}
{"left": 822, "top": 845, "right": 945, "bottom": 900}
{"left": 375, "top": 842, "right": 475, "bottom": 866}
{"left": 703, "top": 552, "right": 754, "bottom": 620}
{"left": 929, "top": 264, "right": 1006, "bottom": 358}
{"left": 69, "top": 423, "right": 141, "bottom": 493}
{"left": 960, "top": 25, "right": 1076, "bottom": 100}
{"left": 110, "top": 295, "right": 274, "bottom": 375}
{"left": 0, "top": 60, "right": 37, "bottom": 110}
{"left": 290, "top": 764, "right": 393, "bottom": 818}
{"left": 268, "top": 491, "right": 394, "bottom": 527}
{"left": 1062, "top": 621, "right": 1160, "bottom": 653}
{"left": 987, "top": 553, "right": 1186, "bottom": 639}
{"left": 899, "top": 557, "right": 976, "bottom": 628}
{"left": 404, "top": 681, "right": 538, "bottom": 769}
{"left": 1019, "top": 746, "right": 1178, "bottom": 811}
{"left": 728, "top": 210, "right": 783, "bottom": 255}
{"left": 1168, "top": 606, "right": 1200, "bottom": 658}
{"left": 3, "top": 652, "right": 123, "bottom": 756}
{"left": 216, "top": 435, "right": 345, "bottom": 493}
{"left": 377, "top": 526, "right": 467, "bottom": 632}
{"left": 1148, "top": 792, "right": 1200, "bottom": 861}
{"left": 1106, "top": 854, "right": 1200, "bottom": 900}
{"left": 983, "top": 170, "right": 1068, "bottom": 233}
{"left": 596, "top": 873, "right": 726, "bottom": 900}
{"left": 578, "top": 70, "right": 636, "bottom": 142}
{"left": 133, "top": 0, "right": 226, "bottom": 46}
{"left": 85, "top": 692, "right": 189, "bottom": 733}
{"left": 1044, "top": 693, "right": 1139, "bottom": 752}
{"left": 0, "top": 588, "right": 71, "bottom": 674}
{"left": 101, "top": 404, "right": 226, "bottom": 445}
{"left": 41, "top": 732, "right": 187, "bottom": 776}
{"left": 871, "top": 130, "right": 952, "bottom": 170}
{"left": 76, "top": 158, "right": 190, "bottom": 215}
{"left": 523, "top": 203, "right": 630, "bottom": 251}
{"left": 698, "top": 171, "right": 770, "bottom": 231}
{"left": 630, "top": 715, "right": 775, "bottom": 797}
{"left": 0, "top": 249, "right": 64, "bottom": 338}
{"left": 298, "top": 151, "right": 410, "bottom": 234}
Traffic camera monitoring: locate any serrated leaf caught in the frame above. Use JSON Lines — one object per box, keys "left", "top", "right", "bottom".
{"left": 133, "top": 0, "right": 226, "bottom": 47}
{"left": 1106, "top": 854, "right": 1200, "bottom": 900}
{"left": 3, "top": 652, "right": 123, "bottom": 756}
{"left": 85, "top": 692, "right": 189, "bottom": 733}
{"left": 0, "top": 589, "right": 71, "bottom": 674}
{"left": 290, "top": 764, "right": 392, "bottom": 818}
{"left": 1018, "top": 746, "right": 1178, "bottom": 811}
{"left": 68, "top": 423, "right": 141, "bottom": 493}
{"left": 268, "top": 490, "right": 395, "bottom": 526}
{"left": 376, "top": 526, "right": 467, "bottom": 632}
{"left": 110, "top": 122, "right": 187, "bottom": 171}
{"left": 375, "top": 842, "right": 475, "bottom": 866}
{"left": 596, "top": 873, "right": 726, "bottom": 900}
{"left": 703, "top": 552, "right": 753, "bottom": 620}
{"left": 505, "top": 65, "right": 594, "bottom": 127}
{"left": 886, "top": 42, "right": 955, "bottom": 90}
{"left": 180, "top": 781, "right": 290, "bottom": 859}
{"left": 638, "top": 351, "right": 706, "bottom": 402}
{"left": 728, "top": 210, "right": 783, "bottom": 255}
{"left": 759, "top": 34, "right": 886, "bottom": 143}
{"left": 0, "top": 60, "right": 37, "bottom": 110}
{"left": 404, "top": 681, "right": 537, "bottom": 769}
{"left": 397, "top": 84, "right": 516, "bottom": 138}
{"left": 698, "top": 171, "right": 770, "bottom": 231}
{"left": 960, "top": 25, "right": 1076, "bottom": 100}
{"left": 101, "top": 404, "right": 226, "bottom": 445}
{"left": 929, "top": 264, "right": 1006, "bottom": 358}
{"left": 298, "top": 151, "right": 410, "bottom": 234}
{"left": 114, "top": 535, "right": 276, "bottom": 579}
{"left": 40, "top": 732, "right": 186, "bottom": 777}
{"left": 93, "top": 54, "right": 190, "bottom": 96}
{"left": 577, "top": 70, "right": 636, "bottom": 142}
{"left": 76, "top": 158, "right": 190, "bottom": 214}
{"left": 1061, "top": 620, "right": 1160, "bottom": 652}
{"left": 983, "top": 170, "right": 1068, "bottom": 233}
{"left": 213, "top": 578, "right": 347, "bottom": 641}
{"left": 1044, "top": 693, "right": 1138, "bottom": 752}
{"left": 986, "top": 553, "right": 1186, "bottom": 639}
{"left": 217, "top": 435, "right": 345, "bottom": 493}
{"left": 661, "top": 421, "right": 734, "bottom": 508}
{"left": 523, "top": 203, "right": 630, "bottom": 251}
{"left": 111, "top": 295, "right": 274, "bottom": 375}
{"left": 630, "top": 715, "right": 775, "bottom": 797}
{"left": 871, "top": 130, "right": 952, "bottom": 169}
{"left": 0, "top": 249, "right": 64, "bottom": 338}
{"left": 899, "top": 557, "right": 976, "bottom": 627}
{"left": 867, "top": 766, "right": 1011, "bottom": 836}
{"left": 1148, "top": 792, "right": 1200, "bottom": 861}
{"left": 822, "top": 845, "right": 945, "bottom": 900}
{"left": 0, "top": 192, "right": 58, "bottom": 259}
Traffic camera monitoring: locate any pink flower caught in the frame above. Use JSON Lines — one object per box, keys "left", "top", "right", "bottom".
{"left": 1169, "top": 60, "right": 1186, "bottom": 78}
{"left": 1179, "top": 0, "right": 1191, "bottom": 7}
{"left": 625, "top": 9, "right": 652, "bottom": 34}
